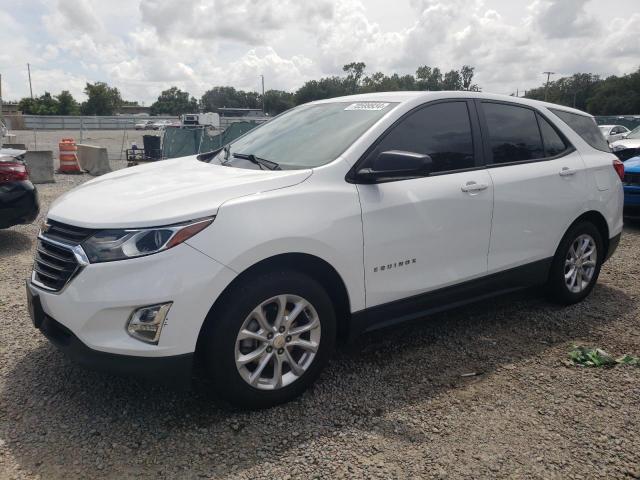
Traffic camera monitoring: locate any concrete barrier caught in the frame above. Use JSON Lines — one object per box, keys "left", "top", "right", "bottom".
{"left": 25, "top": 151, "right": 55, "bottom": 184}
{"left": 77, "top": 144, "right": 112, "bottom": 176}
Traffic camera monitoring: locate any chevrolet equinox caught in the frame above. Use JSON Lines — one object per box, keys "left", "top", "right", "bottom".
{"left": 27, "top": 92, "right": 623, "bottom": 408}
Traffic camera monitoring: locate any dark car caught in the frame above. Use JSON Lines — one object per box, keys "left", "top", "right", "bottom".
{"left": 0, "top": 154, "right": 39, "bottom": 229}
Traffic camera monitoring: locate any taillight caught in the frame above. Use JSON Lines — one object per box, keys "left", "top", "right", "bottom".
{"left": 0, "top": 162, "right": 29, "bottom": 182}
{"left": 613, "top": 158, "right": 625, "bottom": 181}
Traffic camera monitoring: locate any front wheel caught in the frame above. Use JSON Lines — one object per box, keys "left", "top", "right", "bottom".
{"left": 547, "top": 221, "right": 604, "bottom": 305}
{"left": 201, "top": 270, "right": 336, "bottom": 409}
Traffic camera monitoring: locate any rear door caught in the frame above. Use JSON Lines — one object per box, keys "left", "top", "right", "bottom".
{"left": 478, "top": 101, "right": 588, "bottom": 273}
{"left": 357, "top": 100, "right": 494, "bottom": 307}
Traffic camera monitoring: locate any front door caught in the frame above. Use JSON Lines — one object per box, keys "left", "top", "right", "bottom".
{"left": 356, "top": 100, "right": 494, "bottom": 308}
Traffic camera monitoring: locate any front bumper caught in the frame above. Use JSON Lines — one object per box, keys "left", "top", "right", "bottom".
{"left": 38, "top": 311, "right": 193, "bottom": 387}
{"left": 0, "top": 180, "right": 39, "bottom": 228}
{"left": 27, "top": 242, "right": 237, "bottom": 380}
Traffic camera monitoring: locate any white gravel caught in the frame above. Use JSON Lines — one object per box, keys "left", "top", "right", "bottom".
{"left": 1, "top": 172, "right": 639, "bottom": 479}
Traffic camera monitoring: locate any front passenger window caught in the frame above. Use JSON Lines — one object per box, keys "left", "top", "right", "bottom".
{"left": 368, "top": 101, "right": 475, "bottom": 174}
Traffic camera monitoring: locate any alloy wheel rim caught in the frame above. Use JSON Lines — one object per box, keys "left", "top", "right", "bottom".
{"left": 564, "top": 234, "right": 597, "bottom": 293}
{"left": 234, "top": 294, "right": 321, "bottom": 390}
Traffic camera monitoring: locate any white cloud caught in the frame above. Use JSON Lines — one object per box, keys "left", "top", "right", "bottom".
{"left": 528, "top": 0, "right": 600, "bottom": 39}
{"left": 1, "top": 0, "right": 638, "bottom": 104}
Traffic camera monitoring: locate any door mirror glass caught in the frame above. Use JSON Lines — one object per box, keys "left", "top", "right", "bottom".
{"left": 355, "top": 150, "right": 433, "bottom": 183}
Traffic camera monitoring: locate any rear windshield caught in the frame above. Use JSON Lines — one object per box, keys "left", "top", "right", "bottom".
{"left": 210, "top": 101, "right": 398, "bottom": 169}
{"left": 627, "top": 126, "right": 640, "bottom": 140}
{"left": 549, "top": 109, "right": 610, "bottom": 152}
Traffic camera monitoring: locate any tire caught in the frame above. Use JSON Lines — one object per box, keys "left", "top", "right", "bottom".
{"left": 547, "top": 221, "right": 604, "bottom": 305}
{"left": 201, "top": 270, "right": 336, "bottom": 409}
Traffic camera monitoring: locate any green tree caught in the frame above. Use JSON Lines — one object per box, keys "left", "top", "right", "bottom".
{"left": 150, "top": 87, "right": 198, "bottom": 115}
{"left": 200, "top": 86, "right": 260, "bottom": 112}
{"left": 17, "top": 97, "right": 39, "bottom": 115}
{"left": 56, "top": 90, "right": 80, "bottom": 115}
{"left": 442, "top": 70, "right": 463, "bottom": 90}
{"left": 523, "top": 70, "right": 640, "bottom": 114}
{"left": 17, "top": 92, "right": 60, "bottom": 115}
{"left": 80, "top": 82, "right": 123, "bottom": 115}
{"left": 343, "top": 61, "right": 367, "bottom": 93}
{"left": 262, "top": 90, "right": 295, "bottom": 115}
{"left": 586, "top": 69, "right": 640, "bottom": 115}
{"left": 460, "top": 65, "right": 480, "bottom": 91}
{"left": 416, "top": 66, "right": 443, "bottom": 90}
{"left": 294, "top": 76, "right": 350, "bottom": 104}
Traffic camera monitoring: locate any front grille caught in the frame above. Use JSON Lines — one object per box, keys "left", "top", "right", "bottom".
{"left": 32, "top": 221, "right": 93, "bottom": 292}
{"left": 45, "top": 220, "right": 94, "bottom": 243}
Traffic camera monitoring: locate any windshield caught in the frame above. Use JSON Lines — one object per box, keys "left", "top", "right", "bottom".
{"left": 210, "top": 101, "right": 397, "bottom": 169}
{"left": 626, "top": 126, "right": 640, "bottom": 139}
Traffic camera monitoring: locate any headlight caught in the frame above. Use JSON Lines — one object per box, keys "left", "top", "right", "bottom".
{"left": 82, "top": 217, "right": 214, "bottom": 263}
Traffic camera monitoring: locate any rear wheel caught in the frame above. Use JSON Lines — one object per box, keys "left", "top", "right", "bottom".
{"left": 547, "top": 221, "right": 604, "bottom": 305}
{"left": 201, "top": 270, "right": 336, "bottom": 409}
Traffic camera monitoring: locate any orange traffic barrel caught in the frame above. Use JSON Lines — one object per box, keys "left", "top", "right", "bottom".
{"left": 58, "top": 138, "right": 82, "bottom": 173}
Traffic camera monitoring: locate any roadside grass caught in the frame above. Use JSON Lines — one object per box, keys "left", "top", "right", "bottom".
{"left": 568, "top": 346, "right": 639, "bottom": 368}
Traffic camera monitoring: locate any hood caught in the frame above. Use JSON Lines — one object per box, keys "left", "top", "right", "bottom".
{"left": 612, "top": 138, "right": 640, "bottom": 149}
{"left": 624, "top": 156, "right": 640, "bottom": 173}
{"left": 47, "top": 156, "right": 312, "bottom": 228}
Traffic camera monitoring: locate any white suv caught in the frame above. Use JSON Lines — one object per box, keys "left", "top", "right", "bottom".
{"left": 26, "top": 92, "right": 623, "bottom": 408}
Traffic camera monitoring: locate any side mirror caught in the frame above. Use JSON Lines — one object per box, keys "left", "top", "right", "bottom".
{"left": 354, "top": 150, "right": 433, "bottom": 183}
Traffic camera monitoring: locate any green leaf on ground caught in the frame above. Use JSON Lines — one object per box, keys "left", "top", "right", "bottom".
{"left": 568, "top": 346, "right": 640, "bottom": 368}
{"left": 616, "top": 354, "right": 639, "bottom": 366}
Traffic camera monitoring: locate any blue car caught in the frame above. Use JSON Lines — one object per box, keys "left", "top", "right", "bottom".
{"left": 624, "top": 156, "right": 640, "bottom": 219}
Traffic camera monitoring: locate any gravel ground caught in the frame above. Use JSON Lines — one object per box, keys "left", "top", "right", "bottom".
{"left": 1, "top": 173, "right": 639, "bottom": 479}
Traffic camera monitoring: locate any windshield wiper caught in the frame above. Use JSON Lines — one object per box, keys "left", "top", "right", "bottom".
{"left": 232, "top": 152, "right": 280, "bottom": 170}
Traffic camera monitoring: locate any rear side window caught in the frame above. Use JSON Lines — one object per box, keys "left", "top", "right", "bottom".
{"left": 368, "top": 101, "right": 475, "bottom": 174}
{"left": 537, "top": 113, "right": 569, "bottom": 157}
{"left": 549, "top": 109, "right": 610, "bottom": 152}
{"left": 482, "top": 103, "right": 544, "bottom": 163}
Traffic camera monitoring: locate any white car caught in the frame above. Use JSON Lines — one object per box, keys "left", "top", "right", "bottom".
{"left": 151, "top": 119, "right": 173, "bottom": 130}
{"left": 599, "top": 124, "right": 630, "bottom": 143}
{"left": 134, "top": 120, "right": 154, "bottom": 130}
{"left": 26, "top": 92, "right": 623, "bottom": 408}
{"left": 610, "top": 126, "right": 640, "bottom": 152}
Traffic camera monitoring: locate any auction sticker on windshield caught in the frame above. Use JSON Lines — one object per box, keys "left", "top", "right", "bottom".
{"left": 344, "top": 102, "right": 390, "bottom": 111}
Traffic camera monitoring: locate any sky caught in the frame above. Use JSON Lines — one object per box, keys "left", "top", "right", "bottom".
{"left": 0, "top": 0, "right": 639, "bottom": 105}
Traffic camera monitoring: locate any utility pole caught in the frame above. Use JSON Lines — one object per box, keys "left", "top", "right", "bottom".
{"left": 543, "top": 71, "right": 555, "bottom": 101}
{"left": 27, "top": 63, "right": 33, "bottom": 99}
{"left": 260, "top": 74, "right": 265, "bottom": 114}
{"left": 0, "top": 73, "right": 4, "bottom": 127}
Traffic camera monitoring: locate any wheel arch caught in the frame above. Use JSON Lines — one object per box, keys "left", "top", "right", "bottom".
{"left": 555, "top": 210, "right": 610, "bottom": 261}
{"left": 195, "top": 252, "right": 352, "bottom": 359}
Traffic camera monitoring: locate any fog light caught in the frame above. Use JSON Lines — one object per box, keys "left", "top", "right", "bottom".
{"left": 126, "top": 303, "right": 172, "bottom": 344}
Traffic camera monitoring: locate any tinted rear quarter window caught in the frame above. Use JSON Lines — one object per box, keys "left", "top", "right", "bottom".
{"left": 368, "top": 101, "right": 475, "bottom": 173}
{"left": 549, "top": 109, "right": 610, "bottom": 152}
{"left": 537, "top": 113, "right": 569, "bottom": 157}
{"left": 482, "top": 102, "right": 544, "bottom": 163}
